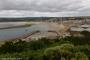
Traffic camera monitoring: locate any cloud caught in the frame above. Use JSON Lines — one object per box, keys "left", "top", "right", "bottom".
{"left": 0, "top": 0, "right": 90, "bottom": 17}
{"left": 0, "top": 10, "right": 88, "bottom": 17}
{"left": 0, "top": 0, "right": 82, "bottom": 12}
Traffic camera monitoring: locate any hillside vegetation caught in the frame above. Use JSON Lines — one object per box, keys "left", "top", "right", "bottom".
{"left": 0, "top": 31, "right": 90, "bottom": 60}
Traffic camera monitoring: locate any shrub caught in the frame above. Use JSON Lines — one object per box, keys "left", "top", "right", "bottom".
{"left": 75, "top": 52, "right": 89, "bottom": 60}
{"left": 44, "top": 44, "right": 75, "bottom": 60}
{"left": 0, "top": 40, "right": 28, "bottom": 53}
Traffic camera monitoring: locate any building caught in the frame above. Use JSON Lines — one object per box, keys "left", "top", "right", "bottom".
{"left": 70, "top": 24, "right": 90, "bottom": 37}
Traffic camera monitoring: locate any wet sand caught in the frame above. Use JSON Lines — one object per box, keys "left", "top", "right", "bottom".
{"left": 0, "top": 22, "right": 28, "bottom": 28}
{"left": 0, "top": 22, "right": 44, "bottom": 29}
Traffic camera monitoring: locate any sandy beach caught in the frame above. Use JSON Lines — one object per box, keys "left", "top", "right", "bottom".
{"left": 0, "top": 22, "right": 28, "bottom": 28}
{"left": 0, "top": 21, "right": 45, "bottom": 28}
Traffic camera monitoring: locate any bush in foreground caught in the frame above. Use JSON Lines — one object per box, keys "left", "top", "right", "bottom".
{"left": 44, "top": 44, "right": 89, "bottom": 60}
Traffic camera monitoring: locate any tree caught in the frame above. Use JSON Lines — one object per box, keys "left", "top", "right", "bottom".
{"left": 44, "top": 44, "right": 75, "bottom": 60}
{"left": 75, "top": 52, "right": 89, "bottom": 60}
{"left": 0, "top": 40, "right": 28, "bottom": 53}
{"left": 81, "top": 31, "right": 90, "bottom": 37}
{"left": 44, "top": 46, "right": 61, "bottom": 60}
{"left": 59, "top": 44, "right": 75, "bottom": 60}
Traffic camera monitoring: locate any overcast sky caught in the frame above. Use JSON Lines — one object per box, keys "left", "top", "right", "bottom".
{"left": 0, "top": 0, "right": 90, "bottom": 17}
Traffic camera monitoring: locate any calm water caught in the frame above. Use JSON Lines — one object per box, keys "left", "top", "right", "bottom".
{"left": 0, "top": 24, "right": 49, "bottom": 41}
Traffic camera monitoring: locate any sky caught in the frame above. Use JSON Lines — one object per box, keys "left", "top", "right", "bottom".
{"left": 0, "top": 0, "right": 90, "bottom": 17}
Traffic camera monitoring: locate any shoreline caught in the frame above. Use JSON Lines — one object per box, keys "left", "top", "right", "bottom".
{"left": 0, "top": 21, "right": 70, "bottom": 42}
{"left": 0, "top": 24, "right": 32, "bottom": 30}
{"left": 0, "top": 21, "right": 44, "bottom": 30}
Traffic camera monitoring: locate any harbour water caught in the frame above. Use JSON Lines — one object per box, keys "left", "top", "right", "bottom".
{"left": 0, "top": 24, "right": 49, "bottom": 41}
